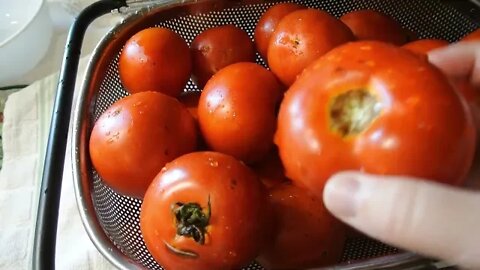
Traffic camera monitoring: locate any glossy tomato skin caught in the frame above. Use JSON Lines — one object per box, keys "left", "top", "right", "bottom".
{"left": 191, "top": 25, "right": 256, "bottom": 89}
{"left": 461, "top": 28, "right": 480, "bottom": 42}
{"left": 276, "top": 41, "right": 476, "bottom": 195}
{"left": 402, "top": 39, "right": 449, "bottom": 59}
{"left": 268, "top": 9, "right": 354, "bottom": 86}
{"left": 140, "top": 151, "right": 272, "bottom": 270}
{"left": 254, "top": 3, "right": 304, "bottom": 60}
{"left": 119, "top": 27, "right": 191, "bottom": 97}
{"left": 340, "top": 10, "right": 408, "bottom": 45}
{"left": 258, "top": 183, "right": 346, "bottom": 269}
{"left": 198, "top": 62, "right": 283, "bottom": 164}
{"left": 89, "top": 92, "right": 197, "bottom": 199}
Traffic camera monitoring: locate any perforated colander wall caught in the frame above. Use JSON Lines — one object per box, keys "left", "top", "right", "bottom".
{"left": 86, "top": 0, "right": 480, "bottom": 269}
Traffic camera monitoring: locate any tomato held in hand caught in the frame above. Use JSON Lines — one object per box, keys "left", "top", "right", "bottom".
{"left": 191, "top": 25, "right": 256, "bottom": 89}
{"left": 460, "top": 28, "right": 480, "bottom": 42}
{"left": 340, "top": 10, "right": 409, "bottom": 45}
{"left": 402, "top": 39, "right": 449, "bottom": 59}
{"left": 119, "top": 27, "right": 191, "bottom": 97}
{"left": 258, "top": 183, "right": 346, "bottom": 269}
{"left": 276, "top": 41, "right": 476, "bottom": 195}
{"left": 89, "top": 92, "right": 197, "bottom": 199}
{"left": 268, "top": 9, "right": 354, "bottom": 86}
{"left": 140, "top": 152, "right": 272, "bottom": 270}
{"left": 254, "top": 3, "right": 304, "bottom": 60}
{"left": 198, "top": 62, "right": 282, "bottom": 164}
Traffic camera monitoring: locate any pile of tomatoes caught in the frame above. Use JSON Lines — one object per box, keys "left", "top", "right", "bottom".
{"left": 89, "top": 2, "right": 480, "bottom": 270}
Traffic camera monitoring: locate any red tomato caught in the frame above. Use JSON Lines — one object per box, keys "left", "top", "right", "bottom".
{"left": 140, "top": 151, "right": 271, "bottom": 270}
{"left": 275, "top": 41, "right": 476, "bottom": 195}
{"left": 89, "top": 92, "right": 197, "bottom": 199}
{"left": 258, "top": 183, "right": 346, "bottom": 269}
{"left": 268, "top": 9, "right": 354, "bottom": 86}
{"left": 254, "top": 3, "right": 304, "bottom": 60}
{"left": 460, "top": 28, "right": 480, "bottom": 42}
{"left": 251, "top": 149, "right": 290, "bottom": 189}
{"left": 119, "top": 27, "right": 191, "bottom": 97}
{"left": 340, "top": 10, "right": 409, "bottom": 45}
{"left": 198, "top": 62, "right": 283, "bottom": 164}
{"left": 402, "top": 39, "right": 449, "bottom": 59}
{"left": 191, "top": 25, "right": 256, "bottom": 89}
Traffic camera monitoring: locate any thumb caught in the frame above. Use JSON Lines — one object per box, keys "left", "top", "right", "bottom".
{"left": 323, "top": 172, "right": 480, "bottom": 269}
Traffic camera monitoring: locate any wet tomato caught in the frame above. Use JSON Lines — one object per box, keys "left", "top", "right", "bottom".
{"left": 275, "top": 41, "right": 476, "bottom": 195}
{"left": 254, "top": 3, "right": 304, "bottom": 60}
{"left": 461, "top": 28, "right": 480, "bottom": 42}
{"left": 268, "top": 9, "right": 354, "bottom": 86}
{"left": 198, "top": 62, "right": 282, "bottom": 164}
{"left": 258, "top": 183, "right": 346, "bottom": 269}
{"left": 119, "top": 27, "right": 191, "bottom": 97}
{"left": 140, "top": 151, "right": 271, "bottom": 270}
{"left": 402, "top": 39, "right": 449, "bottom": 59}
{"left": 340, "top": 10, "right": 409, "bottom": 45}
{"left": 191, "top": 25, "right": 256, "bottom": 89}
{"left": 89, "top": 92, "right": 197, "bottom": 199}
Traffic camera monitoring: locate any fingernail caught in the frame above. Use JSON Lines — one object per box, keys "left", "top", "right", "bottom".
{"left": 323, "top": 175, "right": 360, "bottom": 218}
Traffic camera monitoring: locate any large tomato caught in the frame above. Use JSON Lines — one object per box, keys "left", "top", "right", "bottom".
{"left": 89, "top": 92, "right": 197, "bottom": 199}
{"left": 119, "top": 27, "right": 191, "bottom": 97}
{"left": 258, "top": 183, "right": 346, "bottom": 269}
{"left": 140, "top": 151, "right": 272, "bottom": 270}
{"left": 267, "top": 9, "right": 354, "bottom": 86}
{"left": 340, "top": 10, "right": 409, "bottom": 45}
{"left": 461, "top": 28, "right": 480, "bottom": 42}
{"left": 191, "top": 25, "right": 256, "bottom": 89}
{"left": 402, "top": 39, "right": 449, "bottom": 60}
{"left": 254, "top": 3, "right": 304, "bottom": 60}
{"left": 198, "top": 62, "right": 283, "bottom": 164}
{"left": 275, "top": 41, "right": 476, "bottom": 195}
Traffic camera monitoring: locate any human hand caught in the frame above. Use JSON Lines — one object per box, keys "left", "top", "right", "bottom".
{"left": 322, "top": 42, "right": 480, "bottom": 269}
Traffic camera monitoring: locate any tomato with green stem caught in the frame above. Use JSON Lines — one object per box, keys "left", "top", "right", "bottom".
{"left": 140, "top": 151, "right": 272, "bottom": 270}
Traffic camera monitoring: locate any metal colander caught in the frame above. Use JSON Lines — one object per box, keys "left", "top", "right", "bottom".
{"left": 72, "top": 0, "right": 480, "bottom": 269}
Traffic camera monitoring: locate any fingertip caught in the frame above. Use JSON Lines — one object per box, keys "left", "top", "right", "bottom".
{"left": 323, "top": 171, "right": 366, "bottom": 219}
{"left": 427, "top": 42, "right": 477, "bottom": 78}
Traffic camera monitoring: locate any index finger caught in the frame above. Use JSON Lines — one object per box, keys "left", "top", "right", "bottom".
{"left": 428, "top": 42, "right": 480, "bottom": 87}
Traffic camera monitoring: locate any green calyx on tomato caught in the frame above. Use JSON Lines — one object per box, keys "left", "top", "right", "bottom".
{"left": 172, "top": 197, "right": 211, "bottom": 245}
{"left": 329, "top": 89, "right": 381, "bottom": 137}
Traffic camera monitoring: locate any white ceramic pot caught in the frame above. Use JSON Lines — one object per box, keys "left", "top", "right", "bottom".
{"left": 0, "top": 0, "right": 53, "bottom": 85}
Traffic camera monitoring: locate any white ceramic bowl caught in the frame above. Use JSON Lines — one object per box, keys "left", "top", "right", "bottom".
{"left": 0, "top": 0, "right": 53, "bottom": 85}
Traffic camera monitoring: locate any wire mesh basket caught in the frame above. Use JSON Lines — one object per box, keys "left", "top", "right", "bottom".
{"left": 64, "top": 0, "right": 480, "bottom": 269}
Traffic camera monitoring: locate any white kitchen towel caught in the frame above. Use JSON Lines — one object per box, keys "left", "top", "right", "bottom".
{"left": 0, "top": 55, "right": 114, "bottom": 269}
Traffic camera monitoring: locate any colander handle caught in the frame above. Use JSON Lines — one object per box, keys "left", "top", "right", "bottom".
{"left": 32, "top": 1, "right": 127, "bottom": 269}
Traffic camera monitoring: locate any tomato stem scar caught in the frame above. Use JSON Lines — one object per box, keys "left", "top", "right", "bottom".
{"left": 329, "top": 89, "right": 381, "bottom": 137}
{"left": 172, "top": 196, "right": 211, "bottom": 245}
